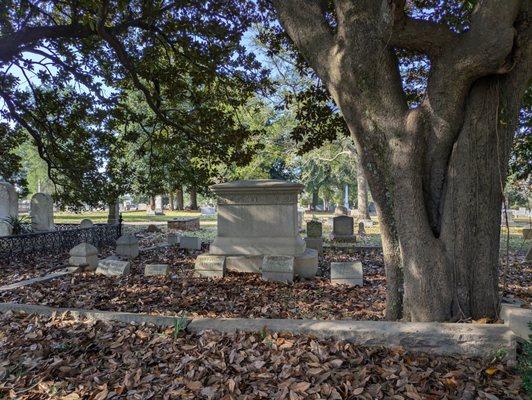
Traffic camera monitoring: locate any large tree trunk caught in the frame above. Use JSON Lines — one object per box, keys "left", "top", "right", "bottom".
{"left": 356, "top": 152, "right": 371, "bottom": 220}
{"left": 175, "top": 187, "right": 184, "bottom": 210}
{"left": 189, "top": 187, "right": 198, "bottom": 210}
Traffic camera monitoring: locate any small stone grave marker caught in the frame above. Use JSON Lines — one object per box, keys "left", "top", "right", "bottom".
{"left": 330, "top": 261, "right": 363, "bottom": 286}
{"left": 306, "top": 220, "right": 322, "bottom": 238}
{"left": 180, "top": 236, "right": 202, "bottom": 251}
{"left": 79, "top": 219, "right": 93, "bottom": 228}
{"left": 195, "top": 254, "right": 226, "bottom": 278}
{"left": 304, "top": 237, "right": 323, "bottom": 255}
{"left": 145, "top": 264, "right": 169, "bottom": 277}
{"left": 96, "top": 259, "right": 130, "bottom": 277}
{"left": 262, "top": 256, "right": 294, "bottom": 283}
{"left": 116, "top": 234, "right": 139, "bottom": 259}
{"left": 69, "top": 242, "right": 99, "bottom": 270}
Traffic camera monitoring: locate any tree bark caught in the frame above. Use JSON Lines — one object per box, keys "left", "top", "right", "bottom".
{"left": 175, "top": 187, "right": 184, "bottom": 210}
{"left": 356, "top": 152, "right": 371, "bottom": 220}
{"left": 189, "top": 187, "right": 198, "bottom": 210}
{"left": 272, "top": 0, "right": 530, "bottom": 321}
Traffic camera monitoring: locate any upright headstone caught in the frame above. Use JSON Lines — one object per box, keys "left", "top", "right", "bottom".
{"left": 195, "top": 254, "right": 226, "bottom": 278}
{"left": 30, "top": 193, "right": 54, "bottom": 232}
{"left": 262, "top": 256, "right": 294, "bottom": 283}
{"left": 330, "top": 262, "right": 363, "bottom": 286}
{"left": 155, "top": 195, "right": 164, "bottom": 215}
{"left": 69, "top": 242, "right": 99, "bottom": 270}
{"left": 0, "top": 180, "right": 18, "bottom": 232}
{"left": 357, "top": 221, "right": 366, "bottom": 236}
{"left": 115, "top": 234, "right": 139, "bottom": 259}
{"left": 80, "top": 219, "right": 93, "bottom": 228}
{"left": 306, "top": 220, "right": 323, "bottom": 238}
{"left": 331, "top": 215, "right": 356, "bottom": 242}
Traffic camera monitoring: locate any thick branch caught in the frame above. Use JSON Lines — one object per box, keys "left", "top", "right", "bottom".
{"left": 390, "top": 18, "right": 459, "bottom": 55}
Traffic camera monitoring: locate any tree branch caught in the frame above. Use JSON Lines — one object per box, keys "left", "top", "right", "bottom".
{"left": 390, "top": 18, "right": 459, "bottom": 55}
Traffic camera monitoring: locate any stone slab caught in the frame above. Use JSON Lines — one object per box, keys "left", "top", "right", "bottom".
{"left": 144, "top": 264, "right": 169, "bottom": 277}
{"left": 331, "top": 262, "right": 363, "bottom": 286}
{"left": 262, "top": 256, "right": 294, "bottom": 283}
{"left": 180, "top": 236, "right": 202, "bottom": 251}
{"left": 294, "top": 248, "right": 318, "bottom": 278}
{"left": 304, "top": 237, "right": 323, "bottom": 255}
{"left": 500, "top": 304, "right": 532, "bottom": 340}
{"left": 187, "top": 318, "right": 516, "bottom": 361}
{"left": 96, "top": 260, "right": 130, "bottom": 277}
{"left": 168, "top": 217, "right": 200, "bottom": 231}
{"left": 0, "top": 267, "right": 79, "bottom": 292}
{"left": 116, "top": 234, "right": 139, "bottom": 259}
{"left": 226, "top": 255, "right": 263, "bottom": 273}
{"left": 195, "top": 254, "right": 226, "bottom": 278}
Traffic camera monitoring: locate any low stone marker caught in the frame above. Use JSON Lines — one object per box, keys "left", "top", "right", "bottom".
{"left": 262, "top": 256, "right": 294, "bottom": 283}
{"left": 69, "top": 242, "right": 98, "bottom": 270}
{"left": 167, "top": 233, "right": 179, "bottom": 246}
{"left": 144, "top": 264, "right": 169, "bottom": 277}
{"left": 96, "top": 259, "right": 130, "bottom": 277}
{"left": 331, "top": 261, "right": 363, "bottom": 286}
{"left": 180, "top": 236, "right": 202, "bottom": 251}
{"left": 306, "top": 220, "right": 322, "bottom": 238}
{"left": 0, "top": 221, "right": 12, "bottom": 236}
{"left": 116, "top": 234, "right": 139, "bottom": 259}
{"left": 304, "top": 237, "right": 323, "bottom": 255}
{"left": 195, "top": 254, "right": 226, "bottom": 278}
{"left": 331, "top": 215, "right": 356, "bottom": 242}
{"left": 79, "top": 219, "right": 93, "bottom": 228}
{"left": 167, "top": 217, "right": 200, "bottom": 231}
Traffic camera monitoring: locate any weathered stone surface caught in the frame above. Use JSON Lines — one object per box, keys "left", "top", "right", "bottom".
{"left": 195, "top": 254, "right": 226, "bottom": 278}
{"left": 209, "top": 180, "right": 305, "bottom": 257}
{"left": 304, "top": 237, "right": 323, "bottom": 255}
{"left": 306, "top": 220, "right": 322, "bottom": 238}
{"left": 96, "top": 259, "right": 130, "bottom": 276}
{"left": 523, "top": 228, "right": 532, "bottom": 240}
{"left": 0, "top": 221, "right": 12, "bottom": 237}
{"left": 30, "top": 193, "right": 54, "bottom": 232}
{"left": 68, "top": 242, "right": 98, "bottom": 270}
{"left": 144, "top": 264, "right": 169, "bottom": 277}
{"left": 500, "top": 304, "right": 532, "bottom": 340}
{"left": 294, "top": 248, "right": 319, "bottom": 278}
{"left": 187, "top": 319, "right": 516, "bottom": 361}
{"left": 116, "top": 234, "right": 139, "bottom": 259}
{"left": 180, "top": 236, "right": 202, "bottom": 251}
{"left": 331, "top": 216, "right": 356, "bottom": 242}
{"left": 167, "top": 233, "right": 179, "bottom": 246}
{"left": 226, "top": 255, "right": 263, "bottom": 273}
{"left": 79, "top": 219, "right": 93, "bottom": 228}
{"left": 167, "top": 217, "right": 200, "bottom": 231}
{"left": 334, "top": 205, "right": 348, "bottom": 215}
{"left": 0, "top": 180, "right": 18, "bottom": 221}
{"left": 331, "top": 262, "right": 363, "bottom": 286}
{"left": 262, "top": 256, "right": 294, "bottom": 283}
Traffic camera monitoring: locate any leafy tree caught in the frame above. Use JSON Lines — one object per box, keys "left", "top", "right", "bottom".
{"left": 268, "top": 0, "right": 531, "bottom": 321}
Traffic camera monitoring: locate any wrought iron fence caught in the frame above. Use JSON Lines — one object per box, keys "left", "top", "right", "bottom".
{"left": 0, "top": 222, "right": 122, "bottom": 258}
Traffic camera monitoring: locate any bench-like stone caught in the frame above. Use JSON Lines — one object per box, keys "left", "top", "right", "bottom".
{"left": 331, "top": 262, "right": 363, "bottom": 286}
{"left": 226, "top": 255, "right": 263, "bottom": 273}
{"left": 195, "top": 254, "right": 226, "bottom": 278}
{"left": 304, "top": 237, "right": 323, "bottom": 255}
{"left": 96, "top": 259, "right": 130, "bottom": 277}
{"left": 262, "top": 256, "right": 294, "bottom": 283}
{"left": 69, "top": 242, "right": 98, "bottom": 270}
{"left": 116, "top": 234, "right": 139, "bottom": 259}
{"left": 500, "top": 304, "right": 532, "bottom": 340}
{"left": 144, "top": 264, "right": 169, "bottom": 277}
{"left": 294, "top": 248, "right": 319, "bottom": 278}
{"left": 180, "top": 236, "right": 202, "bottom": 251}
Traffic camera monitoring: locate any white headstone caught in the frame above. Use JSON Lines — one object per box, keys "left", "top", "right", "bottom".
{"left": 180, "top": 236, "right": 202, "bottom": 251}
{"left": 155, "top": 195, "right": 164, "bottom": 214}
{"left": 0, "top": 221, "right": 12, "bottom": 237}
{"left": 0, "top": 180, "right": 18, "bottom": 221}
{"left": 262, "top": 255, "right": 294, "bottom": 283}
{"left": 330, "top": 262, "right": 363, "bottom": 286}
{"left": 195, "top": 254, "right": 226, "bottom": 278}
{"left": 30, "top": 193, "right": 54, "bottom": 232}
{"left": 115, "top": 234, "right": 139, "bottom": 259}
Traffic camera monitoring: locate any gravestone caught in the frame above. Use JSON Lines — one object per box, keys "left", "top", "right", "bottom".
{"left": 154, "top": 195, "right": 164, "bottom": 215}
{"left": 116, "top": 234, "right": 139, "bottom": 259}
{"left": 294, "top": 248, "right": 319, "bottom": 278}
{"left": 180, "top": 236, "right": 202, "bottom": 251}
{"left": 80, "top": 219, "right": 93, "bottom": 228}
{"left": 69, "top": 242, "right": 98, "bottom": 270}
{"left": 262, "top": 255, "right": 294, "bottom": 283}
{"left": 145, "top": 264, "right": 169, "bottom": 276}
{"left": 30, "top": 193, "right": 54, "bottom": 232}
{"left": 306, "top": 220, "right": 322, "bottom": 238}
{"left": 96, "top": 259, "right": 130, "bottom": 276}
{"left": 195, "top": 254, "right": 226, "bottom": 277}
{"left": 167, "top": 232, "right": 179, "bottom": 246}
{"left": 331, "top": 215, "right": 356, "bottom": 242}
{"left": 167, "top": 217, "right": 200, "bottom": 231}
{"left": 0, "top": 221, "right": 12, "bottom": 236}
{"left": 0, "top": 180, "right": 18, "bottom": 235}
{"left": 305, "top": 237, "right": 323, "bottom": 255}
{"left": 357, "top": 221, "right": 366, "bottom": 236}
{"left": 330, "top": 262, "right": 363, "bottom": 286}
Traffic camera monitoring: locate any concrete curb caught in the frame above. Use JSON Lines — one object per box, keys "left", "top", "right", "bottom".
{"left": 0, "top": 267, "right": 79, "bottom": 292}
{"left": 500, "top": 304, "right": 532, "bottom": 340}
{"left": 0, "top": 303, "right": 516, "bottom": 360}
{"left": 0, "top": 302, "right": 189, "bottom": 328}
{"left": 188, "top": 318, "right": 516, "bottom": 360}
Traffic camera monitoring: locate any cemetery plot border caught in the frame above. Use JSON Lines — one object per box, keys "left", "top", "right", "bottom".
{"left": 0, "top": 223, "right": 121, "bottom": 258}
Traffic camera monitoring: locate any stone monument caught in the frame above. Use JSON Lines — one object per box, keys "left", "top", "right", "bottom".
{"left": 115, "top": 234, "right": 139, "bottom": 259}
{"left": 69, "top": 242, "right": 99, "bottom": 270}
{"left": 331, "top": 261, "right": 363, "bottom": 286}
{"left": 30, "top": 193, "right": 54, "bottom": 232}
{"left": 80, "top": 218, "right": 93, "bottom": 228}
{"left": 305, "top": 220, "right": 323, "bottom": 255}
{"left": 205, "top": 179, "right": 318, "bottom": 277}
{"left": 331, "top": 215, "right": 356, "bottom": 242}
{"left": 0, "top": 180, "right": 17, "bottom": 236}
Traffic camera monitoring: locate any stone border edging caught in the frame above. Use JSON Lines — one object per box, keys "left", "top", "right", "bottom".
{"left": 0, "top": 302, "right": 515, "bottom": 361}
{"left": 0, "top": 267, "right": 79, "bottom": 292}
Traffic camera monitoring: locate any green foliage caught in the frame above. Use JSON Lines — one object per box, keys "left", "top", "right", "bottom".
{"left": 519, "top": 323, "right": 532, "bottom": 395}
{"left": 2, "top": 215, "right": 29, "bottom": 235}
{"left": 173, "top": 315, "right": 188, "bottom": 339}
